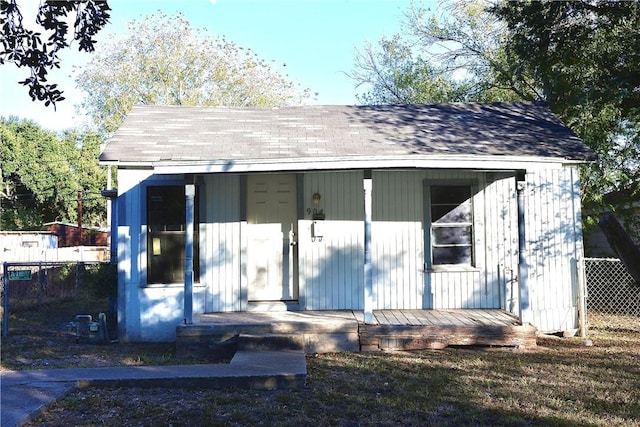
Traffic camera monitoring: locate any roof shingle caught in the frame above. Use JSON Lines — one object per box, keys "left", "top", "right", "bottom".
{"left": 99, "top": 102, "right": 595, "bottom": 164}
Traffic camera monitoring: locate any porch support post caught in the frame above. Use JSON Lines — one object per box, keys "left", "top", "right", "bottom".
{"left": 363, "top": 170, "right": 374, "bottom": 324}
{"left": 184, "top": 184, "right": 195, "bottom": 325}
{"left": 516, "top": 176, "right": 532, "bottom": 325}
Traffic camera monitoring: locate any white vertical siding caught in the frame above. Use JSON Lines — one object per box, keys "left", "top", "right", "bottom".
{"left": 193, "top": 167, "right": 584, "bottom": 332}
{"left": 119, "top": 162, "right": 588, "bottom": 341}
{"left": 371, "top": 171, "right": 424, "bottom": 309}
{"left": 524, "top": 166, "right": 583, "bottom": 332}
{"left": 428, "top": 172, "right": 518, "bottom": 310}
{"left": 368, "top": 170, "right": 518, "bottom": 311}
{"left": 430, "top": 270, "right": 482, "bottom": 309}
{"left": 203, "top": 174, "right": 242, "bottom": 312}
{"left": 483, "top": 174, "right": 519, "bottom": 314}
{"left": 300, "top": 171, "right": 364, "bottom": 310}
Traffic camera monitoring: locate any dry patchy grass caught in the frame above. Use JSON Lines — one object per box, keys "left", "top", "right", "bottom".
{"left": 3, "top": 304, "right": 639, "bottom": 426}
{"left": 0, "top": 299, "right": 207, "bottom": 370}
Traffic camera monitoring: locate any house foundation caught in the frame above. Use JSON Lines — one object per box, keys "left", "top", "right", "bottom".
{"left": 176, "top": 309, "right": 537, "bottom": 360}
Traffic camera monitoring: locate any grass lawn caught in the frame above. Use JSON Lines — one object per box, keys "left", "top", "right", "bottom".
{"left": 2, "top": 301, "right": 639, "bottom": 426}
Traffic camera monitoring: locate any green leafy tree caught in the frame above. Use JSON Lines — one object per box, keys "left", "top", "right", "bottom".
{"left": 351, "top": 1, "right": 530, "bottom": 104}
{"left": 0, "top": 118, "right": 107, "bottom": 230}
{"left": 353, "top": 0, "right": 639, "bottom": 237}
{"left": 491, "top": 0, "right": 640, "bottom": 233}
{"left": 75, "top": 12, "right": 313, "bottom": 136}
{"left": 402, "top": 0, "right": 536, "bottom": 102}
{"left": 350, "top": 34, "right": 468, "bottom": 104}
{"left": 0, "top": 0, "right": 110, "bottom": 107}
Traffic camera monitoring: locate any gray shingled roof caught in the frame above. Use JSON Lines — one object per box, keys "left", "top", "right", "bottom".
{"left": 99, "top": 102, "right": 595, "bottom": 165}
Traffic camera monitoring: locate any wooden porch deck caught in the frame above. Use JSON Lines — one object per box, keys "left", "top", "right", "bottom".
{"left": 363, "top": 309, "right": 524, "bottom": 327}
{"left": 190, "top": 308, "right": 522, "bottom": 327}
{"left": 176, "top": 309, "right": 536, "bottom": 359}
{"left": 358, "top": 309, "right": 536, "bottom": 351}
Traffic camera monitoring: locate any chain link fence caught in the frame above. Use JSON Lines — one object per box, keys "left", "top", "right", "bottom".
{"left": 3, "top": 263, "right": 83, "bottom": 311}
{"left": 584, "top": 257, "right": 640, "bottom": 333}
{"left": 3, "top": 258, "right": 637, "bottom": 338}
{"left": 1, "top": 261, "right": 117, "bottom": 338}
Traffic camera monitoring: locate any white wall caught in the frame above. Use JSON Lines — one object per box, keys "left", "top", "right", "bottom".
{"left": 300, "top": 171, "right": 365, "bottom": 310}
{"left": 116, "top": 165, "right": 586, "bottom": 340}
{"left": 0, "top": 233, "right": 58, "bottom": 263}
{"left": 371, "top": 170, "right": 520, "bottom": 312}
{"left": 201, "top": 174, "right": 244, "bottom": 312}
{"left": 523, "top": 166, "right": 584, "bottom": 332}
{"left": 117, "top": 170, "right": 206, "bottom": 342}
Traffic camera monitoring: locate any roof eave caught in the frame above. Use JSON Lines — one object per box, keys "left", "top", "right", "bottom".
{"left": 98, "top": 160, "right": 154, "bottom": 169}
{"left": 112, "top": 154, "right": 591, "bottom": 174}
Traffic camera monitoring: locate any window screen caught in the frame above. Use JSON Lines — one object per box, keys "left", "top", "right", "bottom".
{"left": 430, "top": 185, "right": 473, "bottom": 265}
{"left": 147, "top": 186, "right": 199, "bottom": 284}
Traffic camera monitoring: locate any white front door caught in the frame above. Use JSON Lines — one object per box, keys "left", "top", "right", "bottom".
{"left": 247, "top": 174, "right": 298, "bottom": 301}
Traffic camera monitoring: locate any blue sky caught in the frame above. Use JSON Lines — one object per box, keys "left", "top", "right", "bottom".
{"left": 0, "top": 0, "right": 428, "bottom": 132}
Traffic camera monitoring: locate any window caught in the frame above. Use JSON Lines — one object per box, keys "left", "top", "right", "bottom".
{"left": 147, "top": 186, "right": 199, "bottom": 284}
{"left": 430, "top": 185, "right": 473, "bottom": 266}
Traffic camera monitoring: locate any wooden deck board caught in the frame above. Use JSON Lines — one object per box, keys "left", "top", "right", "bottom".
{"left": 430, "top": 309, "right": 463, "bottom": 326}
{"left": 417, "top": 310, "right": 435, "bottom": 325}
{"left": 393, "top": 310, "right": 411, "bottom": 325}
{"left": 487, "top": 310, "right": 518, "bottom": 326}
{"left": 465, "top": 309, "right": 497, "bottom": 326}
{"left": 401, "top": 310, "right": 428, "bottom": 326}
{"left": 440, "top": 310, "right": 472, "bottom": 326}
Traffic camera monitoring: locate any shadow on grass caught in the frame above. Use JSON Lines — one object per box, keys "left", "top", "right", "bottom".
{"left": 303, "top": 338, "right": 639, "bottom": 426}
{"left": 7, "top": 306, "right": 640, "bottom": 426}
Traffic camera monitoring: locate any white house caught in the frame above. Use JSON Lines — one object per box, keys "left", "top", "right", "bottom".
{"left": 99, "top": 102, "right": 595, "bottom": 342}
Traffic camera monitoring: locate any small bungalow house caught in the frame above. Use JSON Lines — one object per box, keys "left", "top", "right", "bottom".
{"left": 100, "top": 102, "right": 595, "bottom": 343}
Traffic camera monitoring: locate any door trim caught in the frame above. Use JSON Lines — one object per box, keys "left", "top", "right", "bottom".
{"left": 246, "top": 173, "right": 299, "bottom": 303}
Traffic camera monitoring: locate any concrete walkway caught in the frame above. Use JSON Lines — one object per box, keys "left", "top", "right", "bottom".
{"left": 1, "top": 349, "right": 306, "bottom": 427}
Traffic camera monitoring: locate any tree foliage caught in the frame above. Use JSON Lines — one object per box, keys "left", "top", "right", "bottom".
{"left": 351, "top": 35, "right": 467, "bottom": 104}
{"left": 0, "top": 0, "right": 110, "bottom": 107}
{"left": 402, "top": 0, "right": 536, "bottom": 102}
{"left": 352, "top": 0, "right": 640, "bottom": 235}
{"left": 75, "top": 12, "right": 313, "bottom": 136}
{"left": 491, "top": 0, "right": 640, "bottom": 227}
{"left": 351, "top": 1, "right": 528, "bottom": 104}
{"left": 0, "top": 118, "right": 107, "bottom": 230}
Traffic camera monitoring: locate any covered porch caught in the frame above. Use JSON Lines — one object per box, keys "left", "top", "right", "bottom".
{"left": 176, "top": 309, "right": 537, "bottom": 360}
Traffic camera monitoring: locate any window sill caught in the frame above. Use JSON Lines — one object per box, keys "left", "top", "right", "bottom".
{"left": 141, "top": 283, "right": 206, "bottom": 289}
{"left": 427, "top": 265, "right": 480, "bottom": 273}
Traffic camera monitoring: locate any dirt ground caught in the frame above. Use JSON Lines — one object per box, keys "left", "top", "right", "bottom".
{"left": 2, "top": 304, "right": 639, "bottom": 426}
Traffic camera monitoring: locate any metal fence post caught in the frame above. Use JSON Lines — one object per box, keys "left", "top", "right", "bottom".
{"left": 38, "top": 262, "right": 43, "bottom": 311}
{"left": 2, "top": 262, "right": 9, "bottom": 337}
{"left": 574, "top": 257, "right": 588, "bottom": 337}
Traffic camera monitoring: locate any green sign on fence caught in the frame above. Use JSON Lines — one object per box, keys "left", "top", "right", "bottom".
{"left": 8, "top": 270, "right": 32, "bottom": 280}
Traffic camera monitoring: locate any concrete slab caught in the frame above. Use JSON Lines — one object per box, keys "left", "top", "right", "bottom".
{"left": 0, "top": 380, "right": 74, "bottom": 427}
{"left": 0, "top": 349, "right": 306, "bottom": 427}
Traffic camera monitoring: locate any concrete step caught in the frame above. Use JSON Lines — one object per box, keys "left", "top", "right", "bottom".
{"left": 238, "top": 334, "right": 304, "bottom": 351}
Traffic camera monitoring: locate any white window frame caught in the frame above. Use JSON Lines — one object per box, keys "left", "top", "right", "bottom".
{"left": 424, "top": 180, "right": 477, "bottom": 271}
